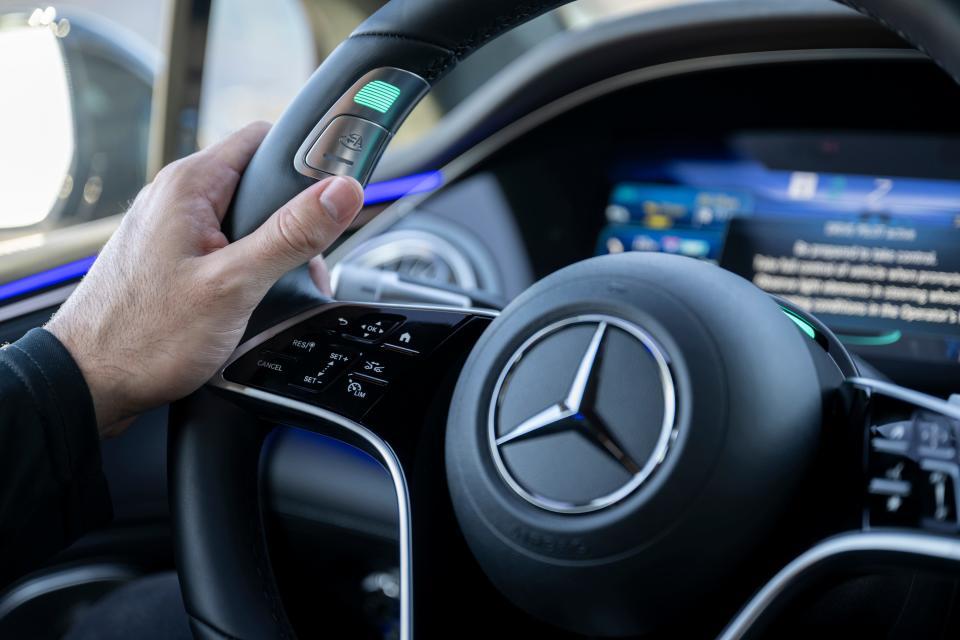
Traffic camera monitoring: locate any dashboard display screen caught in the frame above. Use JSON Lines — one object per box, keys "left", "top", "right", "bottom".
{"left": 596, "top": 133, "right": 960, "bottom": 364}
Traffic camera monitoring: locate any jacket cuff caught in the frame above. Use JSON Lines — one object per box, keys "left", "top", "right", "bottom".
{"left": 3, "top": 328, "right": 112, "bottom": 539}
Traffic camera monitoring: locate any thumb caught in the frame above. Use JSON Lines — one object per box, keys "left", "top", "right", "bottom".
{"left": 218, "top": 175, "right": 363, "bottom": 290}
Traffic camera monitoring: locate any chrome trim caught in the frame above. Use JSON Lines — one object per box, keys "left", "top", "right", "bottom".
{"left": 847, "top": 377, "right": 960, "bottom": 420}
{"left": 488, "top": 314, "right": 677, "bottom": 514}
{"left": 0, "top": 284, "right": 75, "bottom": 323}
{"left": 330, "top": 48, "right": 923, "bottom": 266}
{"left": 718, "top": 531, "right": 960, "bottom": 640}
{"left": 210, "top": 376, "right": 414, "bottom": 640}
{"left": 212, "top": 301, "right": 498, "bottom": 640}
{"left": 0, "top": 563, "right": 140, "bottom": 621}
{"left": 333, "top": 228, "right": 479, "bottom": 291}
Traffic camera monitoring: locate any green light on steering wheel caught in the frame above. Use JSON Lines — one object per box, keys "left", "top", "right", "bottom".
{"left": 354, "top": 80, "right": 402, "bottom": 113}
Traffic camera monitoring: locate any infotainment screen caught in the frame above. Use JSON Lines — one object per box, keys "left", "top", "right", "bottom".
{"left": 595, "top": 132, "right": 960, "bottom": 366}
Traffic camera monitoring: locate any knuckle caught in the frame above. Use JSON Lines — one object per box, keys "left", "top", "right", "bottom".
{"left": 275, "top": 205, "right": 321, "bottom": 257}
{"left": 155, "top": 158, "right": 185, "bottom": 182}
{"left": 195, "top": 261, "right": 235, "bottom": 301}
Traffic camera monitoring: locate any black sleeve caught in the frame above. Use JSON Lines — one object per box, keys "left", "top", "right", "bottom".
{"left": 0, "top": 328, "right": 112, "bottom": 587}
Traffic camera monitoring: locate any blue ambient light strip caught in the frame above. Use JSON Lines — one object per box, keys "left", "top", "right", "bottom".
{"left": 0, "top": 172, "right": 446, "bottom": 304}
{"left": 0, "top": 255, "right": 97, "bottom": 303}
{"left": 363, "top": 170, "right": 443, "bottom": 205}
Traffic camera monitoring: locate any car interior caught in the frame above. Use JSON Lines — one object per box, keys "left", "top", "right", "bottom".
{"left": 2, "top": 0, "right": 960, "bottom": 638}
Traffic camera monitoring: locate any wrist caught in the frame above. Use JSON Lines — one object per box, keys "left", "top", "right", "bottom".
{"left": 46, "top": 317, "right": 128, "bottom": 434}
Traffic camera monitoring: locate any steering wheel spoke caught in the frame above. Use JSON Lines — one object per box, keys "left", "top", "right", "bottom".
{"left": 718, "top": 378, "right": 960, "bottom": 640}
{"left": 200, "top": 301, "right": 496, "bottom": 638}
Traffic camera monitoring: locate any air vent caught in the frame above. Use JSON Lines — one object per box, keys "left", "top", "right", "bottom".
{"left": 334, "top": 229, "right": 478, "bottom": 290}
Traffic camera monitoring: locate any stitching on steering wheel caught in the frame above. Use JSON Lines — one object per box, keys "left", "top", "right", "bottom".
{"left": 350, "top": 0, "right": 563, "bottom": 81}
{"left": 348, "top": 30, "right": 454, "bottom": 52}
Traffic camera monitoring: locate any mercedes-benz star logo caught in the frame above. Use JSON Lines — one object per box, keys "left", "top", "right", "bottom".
{"left": 489, "top": 315, "right": 677, "bottom": 514}
{"left": 495, "top": 322, "right": 643, "bottom": 474}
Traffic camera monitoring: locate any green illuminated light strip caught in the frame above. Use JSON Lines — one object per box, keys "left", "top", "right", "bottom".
{"left": 837, "top": 330, "right": 903, "bottom": 347}
{"left": 354, "top": 80, "right": 401, "bottom": 113}
{"left": 780, "top": 307, "right": 817, "bottom": 340}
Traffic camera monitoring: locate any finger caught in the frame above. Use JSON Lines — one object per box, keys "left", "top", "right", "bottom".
{"left": 200, "top": 121, "right": 271, "bottom": 175}
{"left": 197, "top": 121, "right": 271, "bottom": 221}
{"left": 309, "top": 255, "right": 333, "bottom": 297}
{"left": 216, "top": 175, "right": 363, "bottom": 293}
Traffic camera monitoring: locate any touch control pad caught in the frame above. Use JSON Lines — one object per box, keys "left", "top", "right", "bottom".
{"left": 223, "top": 305, "right": 469, "bottom": 420}
{"left": 866, "top": 398, "right": 960, "bottom": 533}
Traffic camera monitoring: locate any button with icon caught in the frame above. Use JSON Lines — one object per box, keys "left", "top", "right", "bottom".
{"left": 345, "top": 350, "right": 411, "bottom": 384}
{"left": 383, "top": 320, "right": 458, "bottom": 355}
{"left": 320, "top": 373, "right": 387, "bottom": 419}
{"left": 342, "top": 313, "right": 404, "bottom": 343}
{"left": 303, "top": 115, "right": 390, "bottom": 183}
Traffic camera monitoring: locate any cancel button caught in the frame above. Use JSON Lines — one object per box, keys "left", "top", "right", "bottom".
{"left": 248, "top": 351, "right": 298, "bottom": 392}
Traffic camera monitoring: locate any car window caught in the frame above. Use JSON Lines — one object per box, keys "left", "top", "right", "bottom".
{"left": 0, "top": 2, "right": 164, "bottom": 246}
{"left": 198, "top": 0, "right": 444, "bottom": 151}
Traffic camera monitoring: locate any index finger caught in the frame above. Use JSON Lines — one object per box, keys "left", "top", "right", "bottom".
{"left": 200, "top": 121, "right": 271, "bottom": 175}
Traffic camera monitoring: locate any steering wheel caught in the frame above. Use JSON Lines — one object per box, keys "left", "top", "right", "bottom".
{"left": 168, "top": 1, "right": 960, "bottom": 638}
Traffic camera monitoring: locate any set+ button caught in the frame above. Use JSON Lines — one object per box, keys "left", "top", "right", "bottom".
{"left": 290, "top": 345, "right": 360, "bottom": 392}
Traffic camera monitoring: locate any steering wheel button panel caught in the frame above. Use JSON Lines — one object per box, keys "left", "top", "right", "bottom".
{"left": 860, "top": 386, "right": 960, "bottom": 532}
{"left": 221, "top": 304, "right": 474, "bottom": 422}
{"left": 304, "top": 115, "right": 390, "bottom": 183}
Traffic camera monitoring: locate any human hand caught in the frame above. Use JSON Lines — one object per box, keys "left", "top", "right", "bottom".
{"left": 46, "top": 122, "right": 363, "bottom": 436}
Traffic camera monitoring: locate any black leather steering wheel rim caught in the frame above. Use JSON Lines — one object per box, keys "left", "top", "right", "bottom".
{"left": 170, "top": 1, "right": 960, "bottom": 638}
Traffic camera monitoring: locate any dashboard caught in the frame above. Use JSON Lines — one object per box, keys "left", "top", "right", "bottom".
{"left": 362, "top": 55, "right": 960, "bottom": 396}
{"left": 595, "top": 132, "right": 960, "bottom": 370}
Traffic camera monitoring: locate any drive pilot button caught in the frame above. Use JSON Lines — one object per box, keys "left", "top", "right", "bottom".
{"left": 321, "top": 373, "right": 387, "bottom": 419}
{"left": 304, "top": 115, "right": 390, "bottom": 183}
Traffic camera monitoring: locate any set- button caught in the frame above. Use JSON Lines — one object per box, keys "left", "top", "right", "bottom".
{"left": 290, "top": 345, "right": 360, "bottom": 392}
